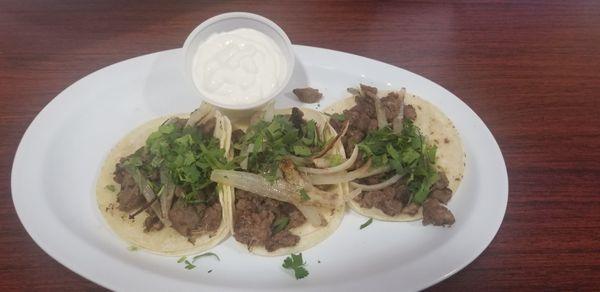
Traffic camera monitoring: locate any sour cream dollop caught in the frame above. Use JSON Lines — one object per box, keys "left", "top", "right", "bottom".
{"left": 192, "top": 28, "right": 287, "bottom": 106}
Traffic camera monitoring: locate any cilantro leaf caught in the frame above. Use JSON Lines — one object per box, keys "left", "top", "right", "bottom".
{"left": 360, "top": 218, "right": 373, "bottom": 230}
{"left": 177, "top": 256, "right": 187, "bottom": 263}
{"left": 282, "top": 253, "right": 309, "bottom": 279}
{"left": 105, "top": 184, "right": 116, "bottom": 192}
{"left": 272, "top": 216, "right": 290, "bottom": 233}
{"left": 401, "top": 148, "right": 420, "bottom": 164}
{"left": 293, "top": 145, "right": 312, "bottom": 157}
{"left": 299, "top": 189, "right": 310, "bottom": 201}
{"left": 184, "top": 260, "right": 196, "bottom": 270}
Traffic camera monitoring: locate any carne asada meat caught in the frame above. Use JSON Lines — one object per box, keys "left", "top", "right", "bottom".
{"left": 293, "top": 87, "right": 323, "bottom": 103}
{"left": 143, "top": 213, "right": 164, "bottom": 232}
{"left": 355, "top": 184, "right": 404, "bottom": 216}
{"left": 234, "top": 189, "right": 306, "bottom": 252}
{"left": 198, "top": 203, "right": 223, "bottom": 233}
{"left": 430, "top": 189, "right": 452, "bottom": 204}
{"left": 360, "top": 84, "right": 377, "bottom": 97}
{"left": 422, "top": 198, "right": 455, "bottom": 226}
{"left": 169, "top": 198, "right": 201, "bottom": 237}
{"left": 114, "top": 160, "right": 146, "bottom": 212}
{"left": 404, "top": 104, "right": 417, "bottom": 121}
{"left": 429, "top": 172, "right": 453, "bottom": 204}
{"left": 289, "top": 107, "right": 305, "bottom": 130}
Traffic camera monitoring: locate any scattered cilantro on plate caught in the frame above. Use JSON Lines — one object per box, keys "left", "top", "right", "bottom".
{"left": 282, "top": 253, "right": 309, "bottom": 280}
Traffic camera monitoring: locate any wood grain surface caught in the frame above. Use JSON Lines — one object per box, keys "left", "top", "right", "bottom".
{"left": 2, "top": 0, "right": 599, "bottom": 290}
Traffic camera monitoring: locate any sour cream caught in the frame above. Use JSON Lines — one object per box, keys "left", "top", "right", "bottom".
{"left": 191, "top": 28, "right": 288, "bottom": 106}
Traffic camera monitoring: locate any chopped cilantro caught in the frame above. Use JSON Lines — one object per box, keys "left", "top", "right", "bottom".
{"left": 121, "top": 117, "right": 234, "bottom": 206}
{"left": 360, "top": 218, "right": 373, "bottom": 229}
{"left": 282, "top": 253, "right": 309, "bottom": 279}
{"left": 184, "top": 260, "right": 196, "bottom": 270}
{"left": 236, "top": 113, "right": 325, "bottom": 181}
{"left": 357, "top": 119, "right": 439, "bottom": 205}
{"left": 105, "top": 184, "right": 116, "bottom": 192}
{"left": 293, "top": 145, "right": 312, "bottom": 157}
{"left": 299, "top": 189, "right": 310, "bottom": 201}
{"left": 272, "top": 216, "right": 290, "bottom": 233}
{"left": 177, "top": 256, "right": 187, "bottom": 263}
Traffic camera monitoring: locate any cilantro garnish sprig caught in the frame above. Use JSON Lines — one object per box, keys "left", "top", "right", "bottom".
{"left": 282, "top": 253, "right": 309, "bottom": 279}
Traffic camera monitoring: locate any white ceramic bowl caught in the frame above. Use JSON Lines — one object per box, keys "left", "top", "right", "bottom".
{"left": 182, "top": 12, "right": 295, "bottom": 114}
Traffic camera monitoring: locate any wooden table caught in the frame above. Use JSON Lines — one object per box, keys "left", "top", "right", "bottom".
{"left": 2, "top": 1, "right": 599, "bottom": 290}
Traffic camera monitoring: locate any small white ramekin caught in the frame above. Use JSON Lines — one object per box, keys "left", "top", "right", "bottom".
{"left": 182, "top": 12, "right": 295, "bottom": 117}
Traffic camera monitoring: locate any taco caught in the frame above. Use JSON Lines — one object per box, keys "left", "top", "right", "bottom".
{"left": 324, "top": 84, "right": 465, "bottom": 226}
{"left": 96, "top": 103, "right": 234, "bottom": 256}
{"left": 210, "top": 106, "right": 347, "bottom": 256}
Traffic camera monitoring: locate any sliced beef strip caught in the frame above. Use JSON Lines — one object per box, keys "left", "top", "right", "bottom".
{"left": 113, "top": 157, "right": 128, "bottom": 184}
{"left": 199, "top": 203, "right": 223, "bottom": 232}
{"left": 380, "top": 91, "right": 402, "bottom": 123}
{"left": 233, "top": 189, "right": 305, "bottom": 252}
{"left": 422, "top": 198, "right": 455, "bottom": 226}
{"left": 234, "top": 206, "right": 273, "bottom": 247}
{"left": 430, "top": 189, "right": 453, "bottom": 204}
{"left": 289, "top": 107, "right": 305, "bottom": 130}
{"left": 433, "top": 172, "right": 449, "bottom": 190}
{"left": 402, "top": 202, "right": 420, "bottom": 216}
{"left": 115, "top": 171, "right": 146, "bottom": 212}
{"left": 430, "top": 172, "right": 453, "bottom": 204}
{"left": 354, "top": 181, "right": 407, "bottom": 216}
{"left": 293, "top": 87, "right": 322, "bottom": 103}
{"left": 265, "top": 231, "right": 299, "bottom": 251}
{"left": 143, "top": 213, "right": 164, "bottom": 232}
{"left": 360, "top": 84, "right": 378, "bottom": 97}
{"left": 169, "top": 198, "right": 201, "bottom": 237}
{"left": 404, "top": 105, "right": 417, "bottom": 121}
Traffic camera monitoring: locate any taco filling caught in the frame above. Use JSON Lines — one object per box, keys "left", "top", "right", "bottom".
{"left": 328, "top": 84, "right": 456, "bottom": 226}
{"left": 211, "top": 107, "right": 346, "bottom": 253}
{"left": 112, "top": 115, "right": 233, "bottom": 242}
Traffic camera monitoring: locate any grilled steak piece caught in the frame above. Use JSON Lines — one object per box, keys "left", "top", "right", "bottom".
{"left": 422, "top": 198, "right": 455, "bottom": 226}
{"left": 115, "top": 171, "right": 145, "bottom": 212}
{"left": 169, "top": 198, "right": 201, "bottom": 237}
{"left": 233, "top": 189, "right": 306, "bottom": 252}
{"left": 293, "top": 87, "right": 322, "bottom": 103}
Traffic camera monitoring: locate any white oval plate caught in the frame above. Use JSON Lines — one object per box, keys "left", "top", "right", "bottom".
{"left": 12, "top": 46, "right": 507, "bottom": 291}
